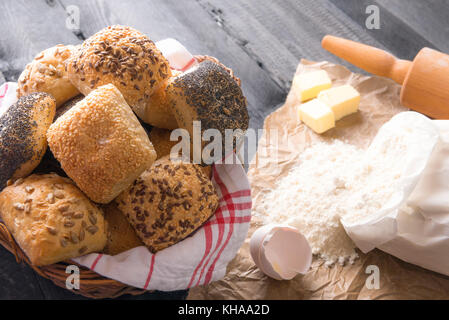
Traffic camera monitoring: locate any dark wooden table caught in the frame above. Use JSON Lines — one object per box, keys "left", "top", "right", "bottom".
{"left": 1, "top": 0, "right": 448, "bottom": 300}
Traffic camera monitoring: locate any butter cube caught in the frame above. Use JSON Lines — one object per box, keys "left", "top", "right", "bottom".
{"left": 298, "top": 99, "right": 335, "bottom": 134}
{"left": 292, "top": 70, "right": 332, "bottom": 102}
{"left": 318, "top": 85, "right": 360, "bottom": 120}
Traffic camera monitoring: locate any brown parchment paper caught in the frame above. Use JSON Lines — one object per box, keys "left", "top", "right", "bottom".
{"left": 188, "top": 60, "right": 449, "bottom": 300}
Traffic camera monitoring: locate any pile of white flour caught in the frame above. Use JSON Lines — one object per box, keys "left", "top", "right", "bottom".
{"left": 255, "top": 137, "right": 409, "bottom": 265}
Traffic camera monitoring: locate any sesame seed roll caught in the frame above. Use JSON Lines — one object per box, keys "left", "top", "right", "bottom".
{"left": 47, "top": 84, "right": 157, "bottom": 204}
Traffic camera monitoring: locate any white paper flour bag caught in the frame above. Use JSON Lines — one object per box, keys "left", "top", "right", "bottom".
{"left": 342, "top": 112, "right": 449, "bottom": 276}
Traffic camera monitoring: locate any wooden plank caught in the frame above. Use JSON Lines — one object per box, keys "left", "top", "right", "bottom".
{"left": 197, "top": 0, "right": 390, "bottom": 89}
{"left": 376, "top": 0, "right": 449, "bottom": 53}
{"left": 330, "top": 0, "right": 440, "bottom": 60}
{"left": 0, "top": 0, "right": 81, "bottom": 81}
{"left": 59, "top": 0, "right": 287, "bottom": 130}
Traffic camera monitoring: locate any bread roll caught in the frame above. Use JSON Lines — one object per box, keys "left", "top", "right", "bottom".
{"left": 55, "top": 94, "right": 84, "bottom": 120}
{"left": 47, "top": 84, "right": 157, "bottom": 204}
{"left": 138, "top": 79, "right": 177, "bottom": 129}
{"left": 103, "top": 202, "right": 144, "bottom": 255}
{"left": 66, "top": 25, "right": 171, "bottom": 118}
{"left": 166, "top": 60, "right": 249, "bottom": 164}
{"left": 149, "top": 127, "right": 212, "bottom": 178}
{"left": 0, "top": 93, "right": 56, "bottom": 190}
{"left": 116, "top": 156, "right": 219, "bottom": 253}
{"left": 139, "top": 70, "right": 182, "bottom": 130}
{"left": 0, "top": 174, "right": 107, "bottom": 266}
{"left": 149, "top": 127, "right": 179, "bottom": 160}
{"left": 17, "top": 45, "right": 80, "bottom": 108}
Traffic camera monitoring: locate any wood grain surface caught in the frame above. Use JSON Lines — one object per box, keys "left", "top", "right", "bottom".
{"left": 0, "top": 0, "right": 447, "bottom": 300}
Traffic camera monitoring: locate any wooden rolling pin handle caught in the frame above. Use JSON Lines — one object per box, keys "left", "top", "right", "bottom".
{"left": 322, "top": 35, "right": 412, "bottom": 84}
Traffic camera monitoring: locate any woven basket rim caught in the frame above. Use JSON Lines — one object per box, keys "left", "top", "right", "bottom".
{"left": 0, "top": 55, "right": 241, "bottom": 299}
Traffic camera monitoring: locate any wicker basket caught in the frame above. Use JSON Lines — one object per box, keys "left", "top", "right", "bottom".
{"left": 0, "top": 55, "right": 241, "bottom": 299}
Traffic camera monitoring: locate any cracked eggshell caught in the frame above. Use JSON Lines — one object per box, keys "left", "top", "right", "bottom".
{"left": 250, "top": 224, "right": 312, "bottom": 280}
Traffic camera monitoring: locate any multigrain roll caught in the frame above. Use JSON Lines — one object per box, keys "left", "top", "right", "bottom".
{"left": 103, "top": 202, "right": 144, "bottom": 255}
{"left": 116, "top": 156, "right": 219, "bottom": 253}
{"left": 0, "top": 174, "right": 107, "bottom": 266}
{"left": 167, "top": 60, "right": 249, "bottom": 164}
{"left": 66, "top": 25, "right": 171, "bottom": 118}
{"left": 47, "top": 84, "right": 157, "bottom": 204}
{"left": 0, "top": 93, "right": 56, "bottom": 190}
{"left": 17, "top": 45, "right": 80, "bottom": 108}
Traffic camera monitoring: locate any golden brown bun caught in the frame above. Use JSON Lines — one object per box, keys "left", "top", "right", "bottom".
{"left": 0, "top": 173, "right": 107, "bottom": 266}
{"left": 55, "top": 94, "right": 84, "bottom": 120}
{"left": 149, "top": 128, "right": 212, "bottom": 178}
{"left": 139, "top": 79, "right": 177, "bottom": 129}
{"left": 17, "top": 45, "right": 80, "bottom": 108}
{"left": 139, "top": 70, "right": 181, "bottom": 129}
{"left": 66, "top": 25, "right": 171, "bottom": 118}
{"left": 149, "top": 127, "right": 178, "bottom": 159}
{"left": 47, "top": 84, "right": 157, "bottom": 204}
{"left": 102, "top": 202, "right": 144, "bottom": 255}
{"left": 0, "top": 93, "right": 56, "bottom": 190}
{"left": 167, "top": 60, "right": 248, "bottom": 164}
{"left": 116, "top": 156, "right": 219, "bottom": 253}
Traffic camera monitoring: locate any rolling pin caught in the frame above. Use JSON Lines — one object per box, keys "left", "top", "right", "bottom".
{"left": 322, "top": 35, "right": 449, "bottom": 119}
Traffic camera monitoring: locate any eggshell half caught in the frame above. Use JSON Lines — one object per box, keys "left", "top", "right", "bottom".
{"left": 250, "top": 224, "right": 312, "bottom": 280}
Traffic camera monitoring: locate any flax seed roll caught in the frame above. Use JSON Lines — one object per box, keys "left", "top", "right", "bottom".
{"left": 0, "top": 173, "right": 107, "bottom": 266}
{"left": 116, "top": 156, "right": 219, "bottom": 253}
{"left": 66, "top": 25, "right": 171, "bottom": 118}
